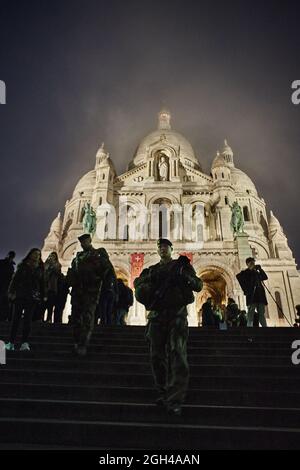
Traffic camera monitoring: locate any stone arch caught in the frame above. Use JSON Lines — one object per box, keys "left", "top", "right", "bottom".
{"left": 193, "top": 259, "right": 236, "bottom": 294}
{"left": 183, "top": 198, "right": 215, "bottom": 242}
{"left": 260, "top": 212, "right": 269, "bottom": 238}
{"left": 96, "top": 203, "right": 117, "bottom": 241}
{"left": 155, "top": 151, "right": 170, "bottom": 181}
{"left": 150, "top": 144, "right": 178, "bottom": 181}
{"left": 118, "top": 195, "right": 144, "bottom": 208}
{"left": 268, "top": 285, "right": 289, "bottom": 325}
{"left": 62, "top": 240, "right": 78, "bottom": 260}
{"left": 243, "top": 206, "right": 251, "bottom": 222}
{"left": 62, "top": 218, "right": 73, "bottom": 240}
{"left": 112, "top": 261, "right": 130, "bottom": 284}
{"left": 249, "top": 238, "right": 270, "bottom": 259}
{"left": 118, "top": 198, "right": 148, "bottom": 241}
{"left": 274, "top": 291, "right": 284, "bottom": 319}
{"left": 147, "top": 193, "right": 180, "bottom": 207}
{"left": 194, "top": 263, "right": 235, "bottom": 326}
{"left": 148, "top": 196, "right": 182, "bottom": 240}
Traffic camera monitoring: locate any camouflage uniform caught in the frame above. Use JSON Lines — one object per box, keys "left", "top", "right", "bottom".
{"left": 134, "top": 257, "right": 202, "bottom": 409}
{"left": 67, "top": 247, "right": 112, "bottom": 348}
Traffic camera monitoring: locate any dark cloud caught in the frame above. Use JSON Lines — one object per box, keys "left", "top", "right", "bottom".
{"left": 0, "top": 0, "right": 299, "bottom": 262}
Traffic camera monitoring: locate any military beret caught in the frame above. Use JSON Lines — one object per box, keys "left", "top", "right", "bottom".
{"left": 157, "top": 238, "right": 173, "bottom": 247}
{"left": 78, "top": 233, "right": 91, "bottom": 242}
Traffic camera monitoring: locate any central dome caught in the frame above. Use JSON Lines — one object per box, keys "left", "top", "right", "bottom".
{"left": 129, "top": 109, "right": 201, "bottom": 170}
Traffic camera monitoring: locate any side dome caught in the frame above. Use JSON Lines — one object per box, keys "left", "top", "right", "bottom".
{"left": 231, "top": 168, "right": 258, "bottom": 195}
{"left": 73, "top": 170, "right": 96, "bottom": 196}
{"left": 50, "top": 212, "right": 62, "bottom": 233}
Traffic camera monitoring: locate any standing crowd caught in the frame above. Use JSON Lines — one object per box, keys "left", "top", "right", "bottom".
{"left": 0, "top": 239, "right": 133, "bottom": 353}
{"left": 0, "top": 237, "right": 296, "bottom": 416}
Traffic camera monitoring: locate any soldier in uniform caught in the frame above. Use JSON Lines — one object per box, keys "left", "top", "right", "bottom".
{"left": 134, "top": 239, "right": 202, "bottom": 416}
{"left": 67, "top": 234, "right": 113, "bottom": 357}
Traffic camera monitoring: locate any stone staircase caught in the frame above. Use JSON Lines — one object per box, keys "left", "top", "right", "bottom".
{"left": 0, "top": 323, "right": 300, "bottom": 450}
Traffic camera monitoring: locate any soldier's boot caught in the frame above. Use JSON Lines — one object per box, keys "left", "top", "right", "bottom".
{"left": 155, "top": 385, "right": 168, "bottom": 409}
{"left": 155, "top": 396, "right": 166, "bottom": 408}
{"left": 167, "top": 402, "right": 182, "bottom": 417}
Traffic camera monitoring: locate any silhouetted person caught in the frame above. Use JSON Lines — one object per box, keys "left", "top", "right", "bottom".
{"left": 98, "top": 268, "right": 118, "bottom": 326}
{"left": 201, "top": 298, "right": 215, "bottom": 327}
{"left": 236, "top": 257, "right": 268, "bottom": 327}
{"left": 226, "top": 298, "right": 240, "bottom": 327}
{"left": 5, "top": 248, "right": 45, "bottom": 351}
{"left": 0, "top": 251, "right": 16, "bottom": 321}
{"left": 54, "top": 272, "right": 69, "bottom": 323}
{"left": 293, "top": 304, "right": 300, "bottom": 327}
{"left": 43, "top": 252, "right": 62, "bottom": 323}
{"left": 213, "top": 304, "right": 223, "bottom": 328}
{"left": 238, "top": 310, "right": 248, "bottom": 327}
{"left": 115, "top": 279, "right": 133, "bottom": 325}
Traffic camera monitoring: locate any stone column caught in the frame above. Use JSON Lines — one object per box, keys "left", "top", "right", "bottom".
{"left": 235, "top": 232, "right": 253, "bottom": 270}
{"left": 219, "top": 206, "right": 233, "bottom": 240}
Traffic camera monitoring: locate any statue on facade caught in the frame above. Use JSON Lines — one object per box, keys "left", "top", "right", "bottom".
{"left": 82, "top": 203, "right": 97, "bottom": 236}
{"left": 230, "top": 201, "right": 244, "bottom": 234}
{"left": 158, "top": 155, "right": 169, "bottom": 181}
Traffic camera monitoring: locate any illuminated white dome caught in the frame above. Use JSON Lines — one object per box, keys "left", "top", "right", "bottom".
{"left": 231, "top": 168, "right": 257, "bottom": 195}
{"left": 129, "top": 109, "right": 201, "bottom": 170}
{"left": 73, "top": 170, "right": 96, "bottom": 196}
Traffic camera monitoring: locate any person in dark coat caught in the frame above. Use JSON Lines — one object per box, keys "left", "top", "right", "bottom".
{"left": 53, "top": 272, "right": 69, "bottom": 324}
{"left": 0, "top": 251, "right": 16, "bottom": 321}
{"left": 98, "top": 267, "right": 118, "bottom": 326}
{"left": 294, "top": 304, "right": 300, "bottom": 327}
{"left": 115, "top": 279, "right": 133, "bottom": 326}
{"left": 201, "top": 298, "right": 215, "bottom": 327}
{"left": 236, "top": 257, "right": 268, "bottom": 327}
{"left": 43, "top": 252, "right": 62, "bottom": 323}
{"left": 226, "top": 298, "right": 240, "bottom": 327}
{"left": 238, "top": 310, "right": 248, "bottom": 327}
{"left": 5, "top": 248, "right": 45, "bottom": 351}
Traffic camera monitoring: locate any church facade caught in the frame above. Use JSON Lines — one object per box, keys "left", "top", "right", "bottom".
{"left": 42, "top": 109, "right": 300, "bottom": 326}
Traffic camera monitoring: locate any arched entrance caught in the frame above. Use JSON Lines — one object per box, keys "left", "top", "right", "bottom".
{"left": 196, "top": 268, "right": 228, "bottom": 325}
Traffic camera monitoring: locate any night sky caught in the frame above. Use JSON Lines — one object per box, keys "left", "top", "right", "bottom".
{"left": 0, "top": 0, "right": 299, "bottom": 263}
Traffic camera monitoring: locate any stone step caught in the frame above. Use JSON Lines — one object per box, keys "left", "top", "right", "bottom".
{"left": 0, "top": 417, "right": 299, "bottom": 449}
{"left": 3, "top": 356, "right": 299, "bottom": 376}
{"left": 1, "top": 368, "right": 299, "bottom": 390}
{"left": 1, "top": 322, "right": 299, "bottom": 335}
{"left": 2, "top": 340, "right": 295, "bottom": 356}
{"left": 3, "top": 350, "right": 294, "bottom": 365}
{"left": 1, "top": 322, "right": 299, "bottom": 450}
{"left": 2, "top": 335, "right": 297, "bottom": 349}
{"left": 1, "top": 382, "right": 299, "bottom": 407}
{"left": 1, "top": 398, "right": 300, "bottom": 429}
